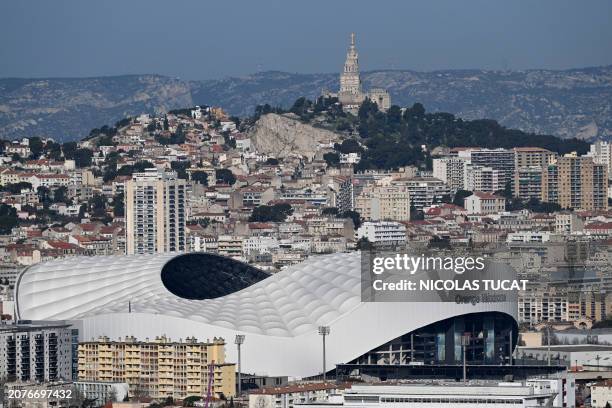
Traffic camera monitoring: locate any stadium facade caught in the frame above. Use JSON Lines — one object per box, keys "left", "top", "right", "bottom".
{"left": 16, "top": 252, "right": 518, "bottom": 378}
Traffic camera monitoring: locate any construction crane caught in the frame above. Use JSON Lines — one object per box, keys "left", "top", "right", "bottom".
{"left": 204, "top": 360, "right": 215, "bottom": 408}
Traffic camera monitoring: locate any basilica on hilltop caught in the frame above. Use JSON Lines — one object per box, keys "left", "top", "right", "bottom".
{"left": 324, "top": 33, "right": 391, "bottom": 113}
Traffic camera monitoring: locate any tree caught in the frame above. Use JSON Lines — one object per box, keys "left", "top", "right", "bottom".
{"left": 78, "top": 203, "right": 87, "bottom": 219}
{"left": 1, "top": 182, "right": 32, "bottom": 194}
{"left": 323, "top": 152, "right": 340, "bottom": 168}
{"left": 498, "top": 181, "right": 513, "bottom": 199}
{"left": 216, "top": 169, "right": 236, "bottom": 185}
{"left": 290, "top": 97, "right": 314, "bottom": 120}
{"left": 428, "top": 236, "right": 451, "bottom": 249}
{"left": 110, "top": 161, "right": 155, "bottom": 181}
{"left": 249, "top": 203, "right": 293, "bottom": 222}
{"left": 0, "top": 204, "right": 18, "bottom": 234}
{"left": 62, "top": 141, "right": 78, "bottom": 159}
{"left": 112, "top": 194, "right": 124, "bottom": 217}
{"left": 96, "top": 134, "right": 115, "bottom": 147}
{"left": 523, "top": 198, "right": 562, "bottom": 213}
{"left": 334, "top": 139, "right": 363, "bottom": 154}
{"left": 410, "top": 205, "right": 424, "bottom": 221}
{"left": 437, "top": 194, "right": 453, "bottom": 204}
{"left": 339, "top": 210, "right": 361, "bottom": 229}
{"left": 28, "top": 137, "right": 44, "bottom": 158}
{"left": 88, "top": 194, "right": 107, "bottom": 219}
{"left": 356, "top": 237, "right": 373, "bottom": 250}
{"left": 115, "top": 117, "right": 132, "bottom": 128}
{"left": 191, "top": 171, "right": 209, "bottom": 186}
{"left": 196, "top": 218, "right": 211, "bottom": 228}
{"left": 73, "top": 148, "right": 94, "bottom": 168}
{"left": 52, "top": 186, "right": 68, "bottom": 203}
{"left": 453, "top": 190, "right": 473, "bottom": 207}
{"left": 171, "top": 161, "right": 191, "bottom": 179}
{"left": 322, "top": 207, "right": 339, "bottom": 216}
{"left": 327, "top": 98, "right": 590, "bottom": 171}
{"left": 183, "top": 396, "right": 202, "bottom": 407}
{"left": 37, "top": 186, "right": 51, "bottom": 207}
{"left": 45, "top": 141, "right": 62, "bottom": 161}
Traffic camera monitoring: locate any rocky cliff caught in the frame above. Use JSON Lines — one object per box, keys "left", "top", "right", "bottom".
{"left": 249, "top": 113, "right": 341, "bottom": 159}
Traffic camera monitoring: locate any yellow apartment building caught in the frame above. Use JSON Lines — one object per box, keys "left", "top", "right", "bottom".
{"left": 78, "top": 335, "right": 235, "bottom": 400}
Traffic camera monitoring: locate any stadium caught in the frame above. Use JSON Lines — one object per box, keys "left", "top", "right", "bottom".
{"left": 16, "top": 252, "right": 518, "bottom": 378}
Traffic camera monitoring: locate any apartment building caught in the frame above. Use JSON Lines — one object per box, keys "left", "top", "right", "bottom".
{"left": 355, "top": 184, "right": 410, "bottom": 221}
{"left": 464, "top": 165, "right": 503, "bottom": 193}
{"left": 432, "top": 157, "right": 467, "bottom": 191}
{"left": 465, "top": 192, "right": 506, "bottom": 215}
{"left": 231, "top": 187, "right": 275, "bottom": 209}
{"left": 327, "top": 176, "right": 354, "bottom": 213}
{"left": 555, "top": 212, "right": 584, "bottom": 234}
{"left": 542, "top": 155, "right": 608, "bottom": 210}
{"left": 78, "top": 335, "right": 235, "bottom": 400}
{"left": 125, "top": 168, "right": 187, "bottom": 254}
{"left": 518, "top": 290, "right": 568, "bottom": 324}
{"left": 458, "top": 148, "right": 515, "bottom": 187}
{"left": 403, "top": 177, "right": 449, "bottom": 211}
{"left": 217, "top": 235, "right": 245, "bottom": 259}
{"left": 514, "top": 147, "right": 556, "bottom": 168}
{"left": 567, "top": 292, "right": 612, "bottom": 323}
{"left": 588, "top": 140, "right": 612, "bottom": 177}
{"left": 0, "top": 321, "right": 75, "bottom": 383}
{"left": 356, "top": 221, "right": 406, "bottom": 246}
{"left": 513, "top": 166, "right": 543, "bottom": 201}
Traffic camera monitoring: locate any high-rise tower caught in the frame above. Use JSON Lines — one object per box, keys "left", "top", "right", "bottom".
{"left": 125, "top": 168, "right": 186, "bottom": 254}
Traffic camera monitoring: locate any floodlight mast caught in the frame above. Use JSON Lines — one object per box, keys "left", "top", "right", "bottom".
{"left": 235, "top": 335, "right": 245, "bottom": 395}
{"left": 318, "top": 326, "right": 330, "bottom": 380}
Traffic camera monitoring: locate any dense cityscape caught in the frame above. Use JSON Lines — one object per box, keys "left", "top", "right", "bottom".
{"left": 1, "top": 22, "right": 612, "bottom": 408}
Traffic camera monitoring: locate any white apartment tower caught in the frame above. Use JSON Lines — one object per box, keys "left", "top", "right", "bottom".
{"left": 458, "top": 148, "right": 515, "bottom": 188}
{"left": 125, "top": 168, "right": 187, "bottom": 255}
{"left": 0, "top": 322, "right": 74, "bottom": 383}
{"left": 432, "top": 157, "right": 467, "bottom": 191}
{"left": 588, "top": 140, "right": 612, "bottom": 178}
{"left": 464, "top": 165, "right": 504, "bottom": 193}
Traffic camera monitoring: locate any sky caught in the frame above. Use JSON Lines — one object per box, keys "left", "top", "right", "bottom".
{"left": 1, "top": 0, "right": 611, "bottom": 80}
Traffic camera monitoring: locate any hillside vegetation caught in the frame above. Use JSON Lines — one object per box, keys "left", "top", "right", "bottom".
{"left": 252, "top": 96, "right": 590, "bottom": 171}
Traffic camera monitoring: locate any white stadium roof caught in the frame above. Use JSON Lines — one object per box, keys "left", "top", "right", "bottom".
{"left": 16, "top": 251, "right": 517, "bottom": 377}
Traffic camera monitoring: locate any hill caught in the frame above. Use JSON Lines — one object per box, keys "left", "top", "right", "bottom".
{"left": 192, "top": 67, "right": 612, "bottom": 141}
{"left": 0, "top": 75, "right": 192, "bottom": 142}
{"left": 256, "top": 97, "right": 589, "bottom": 171}
{"left": 1, "top": 66, "right": 611, "bottom": 141}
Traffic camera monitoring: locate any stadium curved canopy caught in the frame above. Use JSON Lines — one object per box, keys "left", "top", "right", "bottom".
{"left": 16, "top": 251, "right": 518, "bottom": 377}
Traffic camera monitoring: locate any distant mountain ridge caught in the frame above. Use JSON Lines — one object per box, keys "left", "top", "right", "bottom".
{"left": 0, "top": 75, "right": 192, "bottom": 142}
{"left": 1, "top": 66, "right": 611, "bottom": 142}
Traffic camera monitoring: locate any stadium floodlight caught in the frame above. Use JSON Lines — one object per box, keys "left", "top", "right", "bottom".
{"left": 318, "top": 326, "right": 330, "bottom": 380}
{"left": 235, "top": 335, "right": 245, "bottom": 395}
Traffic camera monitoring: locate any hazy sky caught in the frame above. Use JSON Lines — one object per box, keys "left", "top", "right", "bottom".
{"left": 1, "top": 0, "right": 611, "bottom": 80}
